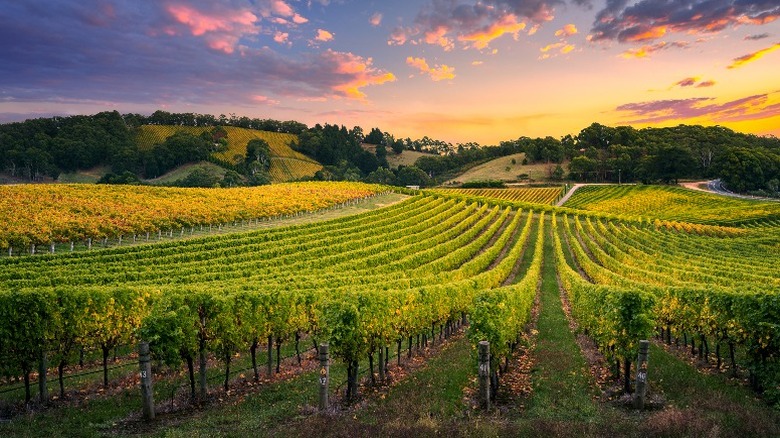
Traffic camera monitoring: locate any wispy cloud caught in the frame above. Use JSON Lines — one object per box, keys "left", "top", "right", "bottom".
{"left": 590, "top": 1, "right": 780, "bottom": 44}
{"left": 616, "top": 93, "right": 780, "bottom": 124}
{"left": 728, "top": 42, "right": 780, "bottom": 69}
{"left": 745, "top": 33, "right": 771, "bottom": 40}
{"left": 406, "top": 57, "right": 456, "bottom": 81}
{"left": 672, "top": 77, "right": 715, "bottom": 88}
{"left": 619, "top": 41, "right": 689, "bottom": 59}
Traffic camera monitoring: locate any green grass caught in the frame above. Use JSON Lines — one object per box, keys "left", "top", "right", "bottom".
{"left": 524, "top": 222, "right": 599, "bottom": 422}
{"left": 445, "top": 154, "right": 568, "bottom": 185}
{"left": 144, "top": 162, "right": 227, "bottom": 185}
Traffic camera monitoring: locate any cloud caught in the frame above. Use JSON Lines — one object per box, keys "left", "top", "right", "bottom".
{"left": 0, "top": 3, "right": 396, "bottom": 107}
{"left": 745, "top": 33, "right": 770, "bottom": 40}
{"left": 555, "top": 23, "right": 578, "bottom": 37}
{"left": 539, "top": 18, "right": 578, "bottom": 59}
{"left": 369, "top": 12, "right": 383, "bottom": 27}
{"left": 616, "top": 93, "right": 780, "bottom": 124}
{"left": 672, "top": 77, "right": 716, "bottom": 88}
{"left": 315, "top": 29, "right": 334, "bottom": 42}
{"left": 590, "top": 1, "right": 780, "bottom": 44}
{"left": 406, "top": 57, "right": 456, "bottom": 81}
{"left": 388, "top": 0, "right": 559, "bottom": 51}
{"left": 324, "top": 50, "right": 397, "bottom": 99}
{"left": 166, "top": 3, "right": 259, "bottom": 53}
{"left": 619, "top": 41, "right": 689, "bottom": 59}
{"left": 728, "top": 42, "right": 780, "bottom": 68}
{"left": 251, "top": 95, "right": 280, "bottom": 105}
{"left": 273, "top": 31, "right": 290, "bottom": 45}
{"left": 675, "top": 77, "right": 698, "bottom": 87}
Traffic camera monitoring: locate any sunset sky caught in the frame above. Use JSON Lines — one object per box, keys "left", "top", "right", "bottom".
{"left": 1, "top": 0, "right": 779, "bottom": 144}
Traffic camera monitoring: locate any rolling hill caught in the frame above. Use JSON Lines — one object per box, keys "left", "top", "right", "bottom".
{"left": 136, "top": 125, "right": 323, "bottom": 183}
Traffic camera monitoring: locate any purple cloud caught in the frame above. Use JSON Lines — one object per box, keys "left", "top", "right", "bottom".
{"left": 0, "top": 1, "right": 394, "bottom": 109}
{"left": 389, "top": 0, "right": 562, "bottom": 51}
{"left": 590, "top": 1, "right": 780, "bottom": 43}
{"left": 616, "top": 93, "right": 780, "bottom": 124}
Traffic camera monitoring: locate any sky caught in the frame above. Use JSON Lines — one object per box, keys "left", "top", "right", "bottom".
{"left": 1, "top": 0, "right": 779, "bottom": 145}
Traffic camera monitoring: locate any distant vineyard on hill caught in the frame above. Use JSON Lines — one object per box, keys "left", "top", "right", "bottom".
{"left": 563, "top": 185, "right": 780, "bottom": 228}
{"left": 136, "top": 125, "right": 323, "bottom": 182}
{"left": 430, "top": 187, "right": 564, "bottom": 205}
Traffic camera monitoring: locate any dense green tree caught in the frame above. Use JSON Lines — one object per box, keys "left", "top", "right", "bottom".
{"left": 364, "top": 127, "right": 384, "bottom": 144}
{"left": 395, "top": 165, "right": 431, "bottom": 187}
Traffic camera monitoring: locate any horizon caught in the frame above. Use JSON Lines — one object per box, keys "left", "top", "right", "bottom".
{"left": 1, "top": 1, "right": 779, "bottom": 144}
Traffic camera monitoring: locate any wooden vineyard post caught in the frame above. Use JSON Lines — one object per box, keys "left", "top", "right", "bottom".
{"left": 139, "top": 342, "right": 155, "bottom": 421}
{"left": 634, "top": 340, "right": 649, "bottom": 410}
{"left": 479, "top": 341, "right": 490, "bottom": 410}
{"left": 38, "top": 349, "right": 48, "bottom": 403}
{"left": 318, "top": 343, "right": 329, "bottom": 412}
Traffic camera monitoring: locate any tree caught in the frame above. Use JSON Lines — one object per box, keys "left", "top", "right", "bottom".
{"left": 364, "top": 127, "right": 384, "bottom": 145}
{"left": 641, "top": 144, "right": 696, "bottom": 184}
{"left": 395, "top": 166, "right": 431, "bottom": 187}
{"left": 365, "top": 168, "right": 395, "bottom": 185}
{"left": 568, "top": 156, "right": 597, "bottom": 181}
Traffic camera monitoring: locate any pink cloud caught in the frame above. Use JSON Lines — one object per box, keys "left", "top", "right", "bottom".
{"left": 369, "top": 12, "right": 383, "bottom": 27}
{"left": 616, "top": 93, "right": 780, "bottom": 124}
{"left": 273, "top": 31, "right": 290, "bottom": 45}
{"left": 324, "top": 50, "right": 396, "bottom": 99}
{"left": 166, "top": 3, "right": 259, "bottom": 53}
{"left": 252, "top": 95, "right": 280, "bottom": 105}
{"left": 270, "top": 0, "right": 294, "bottom": 17}
{"left": 406, "top": 56, "right": 456, "bottom": 81}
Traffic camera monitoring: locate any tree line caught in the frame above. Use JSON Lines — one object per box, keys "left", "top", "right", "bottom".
{"left": 2, "top": 111, "right": 778, "bottom": 194}
{"left": 412, "top": 123, "right": 780, "bottom": 195}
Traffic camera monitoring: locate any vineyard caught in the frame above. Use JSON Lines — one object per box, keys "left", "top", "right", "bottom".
{"left": 135, "top": 125, "right": 323, "bottom": 182}
{"left": 431, "top": 187, "right": 564, "bottom": 205}
{"left": 563, "top": 184, "right": 780, "bottom": 227}
{"left": 1, "top": 183, "right": 779, "bottom": 435}
{"left": 0, "top": 182, "right": 382, "bottom": 252}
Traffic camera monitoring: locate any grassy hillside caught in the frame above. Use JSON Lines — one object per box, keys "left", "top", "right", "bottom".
{"left": 136, "top": 125, "right": 323, "bottom": 182}
{"left": 445, "top": 153, "right": 566, "bottom": 185}
{"left": 361, "top": 143, "right": 432, "bottom": 169}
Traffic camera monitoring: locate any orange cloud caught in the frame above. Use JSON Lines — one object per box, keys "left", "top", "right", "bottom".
{"left": 620, "top": 41, "right": 688, "bottom": 59}
{"left": 406, "top": 57, "right": 455, "bottom": 81}
{"left": 555, "top": 24, "right": 578, "bottom": 37}
{"left": 625, "top": 25, "right": 668, "bottom": 42}
{"left": 728, "top": 43, "right": 780, "bottom": 69}
{"left": 167, "top": 4, "right": 258, "bottom": 53}
{"left": 457, "top": 14, "right": 526, "bottom": 50}
{"left": 326, "top": 50, "right": 396, "bottom": 99}
{"left": 424, "top": 26, "right": 454, "bottom": 51}
{"left": 315, "top": 29, "right": 334, "bottom": 42}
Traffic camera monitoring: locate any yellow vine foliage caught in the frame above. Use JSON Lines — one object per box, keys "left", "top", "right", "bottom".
{"left": 0, "top": 182, "right": 384, "bottom": 248}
